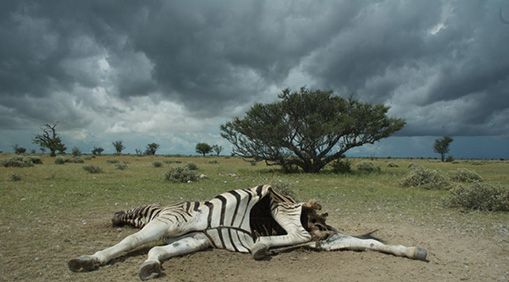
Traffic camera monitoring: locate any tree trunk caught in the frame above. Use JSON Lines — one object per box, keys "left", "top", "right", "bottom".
{"left": 441, "top": 153, "right": 445, "bottom": 162}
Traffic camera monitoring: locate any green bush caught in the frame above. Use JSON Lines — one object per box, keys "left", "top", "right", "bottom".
{"left": 2, "top": 157, "right": 34, "bottom": 167}
{"left": 165, "top": 167, "right": 198, "bottom": 183}
{"left": 115, "top": 162, "right": 128, "bottom": 170}
{"left": 387, "top": 162, "right": 399, "bottom": 168}
{"left": 331, "top": 158, "right": 351, "bottom": 173}
{"left": 152, "top": 161, "right": 163, "bottom": 168}
{"left": 9, "top": 173, "right": 22, "bottom": 181}
{"left": 27, "top": 156, "right": 43, "bottom": 164}
{"left": 106, "top": 159, "right": 119, "bottom": 164}
{"left": 163, "top": 160, "right": 182, "bottom": 164}
{"left": 445, "top": 182, "right": 509, "bottom": 211}
{"left": 450, "top": 168, "right": 482, "bottom": 183}
{"left": 54, "top": 157, "right": 65, "bottom": 165}
{"left": 356, "top": 161, "right": 380, "bottom": 174}
{"left": 65, "top": 157, "right": 84, "bottom": 163}
{"left": 82, "top": 165, "right": 103, "bottom": 174}
{"left": 186, "top": 163, "right": 198, "bottom": 170}
{"left": 445, "top": 156, "right": 454, "bottom": 162}
{"left": 400, "top": 166, "right": 450, "bottom": 189}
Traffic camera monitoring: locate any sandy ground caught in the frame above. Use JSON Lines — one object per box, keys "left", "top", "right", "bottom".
{"left": 3, "top": 213, "right": 508, "bottom": 282}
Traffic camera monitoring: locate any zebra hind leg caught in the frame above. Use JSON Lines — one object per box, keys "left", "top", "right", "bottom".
{"left": 139, "top": 233, "right": 211, "bottom": 280}
{"left": 68, "top": 220, "right": 169, "bottom": 272}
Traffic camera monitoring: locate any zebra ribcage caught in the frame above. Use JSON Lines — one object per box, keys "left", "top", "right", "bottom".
{"left": 203, "top": 189, "right": 257, "bottom": 252}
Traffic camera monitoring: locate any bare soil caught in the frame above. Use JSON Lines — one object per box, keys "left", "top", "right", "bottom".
{"left": 3, "top": 213, "right": 507, "bottom": 282}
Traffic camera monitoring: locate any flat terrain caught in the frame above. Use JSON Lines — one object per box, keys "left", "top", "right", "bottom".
{"left": 1, "top": 155, "right": 508, "bottom": 281}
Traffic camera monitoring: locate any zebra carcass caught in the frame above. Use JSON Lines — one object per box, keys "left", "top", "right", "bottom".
{"left": 68, "top": 185, "right": 428, "bottom": 280}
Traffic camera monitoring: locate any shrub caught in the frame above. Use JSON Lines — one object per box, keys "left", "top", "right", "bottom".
{"left": 54, "top": 157, "right": 65, "bottom": 165}
{"left": 186, "top": 163, "right": 198, "bottom": 170}
{"left": 445, "top": 182, "right": 509, "bottom": 211}
{"left": 2, "top": 157, "right": 34, "bottom": 167}
{"left": 400, "top": 166, "right": 450, "bottom": 189}
{"left": 445, "top": 156, "right": 454, "bottom": 162}
{"left": 65, "top": 157, "right": 84, "bottom": 163}
{"left": 249, "top": 160, "right": 257, "bottom": 166}
{"left": 163, "top": 160, "right": 182, "bottom": 164}
{"left": 115, "top": 162, "right": 128, "bottom": 170}
{"left": 387, "top": 162, "right": 399, "bottom": 167}
{"left": 71, "top": 147, "right": 81, "bottom": 157}
{"left": 9, "top": 173, "right": 22, "bottom": 181}
{"left": 450, "top": 168, "right": 482, "bottom": 183}
{"left": 27, "top": 156, "right": 42, "bottom": 164}
{"left": 208, "top": 160, "right": 219, "bottom": 164}
{"left": 331, "top": 158, "right": 352, "bottom": 173}
{"left": 165, "top": 167, "right": 198, "bottom": 183}
{"left": 82, "top": 165, "right": 103, "bottom": 174}
{"left": 106, "top": 159, "right": 119, "bottom": 164}
{"left": 356, "top": 161, "right": 381, "bottom": 174}
{"left": 152, "top": 161, "right": 163, "bottom": 168}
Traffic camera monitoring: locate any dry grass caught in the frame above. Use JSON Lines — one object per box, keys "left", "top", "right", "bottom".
{"left": 1, "top": 155, "right": 508, "bottom": 281}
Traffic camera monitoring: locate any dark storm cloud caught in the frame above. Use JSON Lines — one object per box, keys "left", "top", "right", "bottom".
{"left": 0, "top": 0, "right": 508, "bottom": 136}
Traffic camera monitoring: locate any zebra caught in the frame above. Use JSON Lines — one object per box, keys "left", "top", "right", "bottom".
{"left": 68, "top": 185, "right": 428, "bottom": 280}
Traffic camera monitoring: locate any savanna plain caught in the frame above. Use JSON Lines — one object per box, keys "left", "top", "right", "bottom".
{"left": 1, "top": 155, "right": 508, "bottom": 281}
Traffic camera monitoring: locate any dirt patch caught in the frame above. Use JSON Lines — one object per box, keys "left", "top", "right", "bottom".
{"left": 4, "top": 216, "right": 507, "bottom": 282}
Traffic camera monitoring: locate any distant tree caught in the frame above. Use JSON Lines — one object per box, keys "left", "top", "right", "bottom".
{"left": 221, "top": 88, "right": 405, "bottom": 173}
{"left": 212, "top": 145, "right": 223, "bottom": 156}
{"left": 92, "top": 146, "right": 104, "bottom": 156}
{"left": 196, "top": 143, "right": 212, "bottom": 156}
{"left": 13, "top": 144, "right": 26, "bottom": 155}
{"left": 145, "top": 143, "right": 159, "bottom": 155}
{"left": 71, "top": 146, "right": 81, "bottom": 157}
{"left": 135, "top": 149, "right": 143, "bottom": 156}
{"left": 434, "top": 136, "right": 453, "bottom": 162}
{"left": 112, "top": 140, "right": 125, "bottom": 155}
{"left": 32, "top": 123, "right": 66, "bottom": 157}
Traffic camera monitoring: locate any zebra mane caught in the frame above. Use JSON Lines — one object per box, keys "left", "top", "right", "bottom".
{"left": 111, "top": 204, "right": 162, "bottom": 229}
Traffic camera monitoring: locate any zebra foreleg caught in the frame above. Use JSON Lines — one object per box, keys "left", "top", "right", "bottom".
{"left": 315, "top": 233, "right": 428, "bottom": 261}
{"left": 139, "top": 233, "right": 211, "bottom": 280}
{"left": 68, "top": 220, "right": 170, "bottom": 272}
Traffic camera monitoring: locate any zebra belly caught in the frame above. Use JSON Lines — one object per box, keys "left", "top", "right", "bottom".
{"left": 204, "top": 228, "right": 254, "bottom": 253}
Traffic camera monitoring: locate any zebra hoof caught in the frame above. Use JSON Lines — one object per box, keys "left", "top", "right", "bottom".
{"left": 68, "top": 255, "right": 100, "bottom": 272}
{"left": 413, "top": 247, "right": 428, "bottom": 261}
{"left": 252, "top": 243, "right": 270, "bottom": 260}
{"left": 139, "top": 261, "right": 162, "bottom": 280}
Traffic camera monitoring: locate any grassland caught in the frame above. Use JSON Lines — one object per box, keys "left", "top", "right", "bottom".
{"left": 1, "top": 155, "right": 508, "bottom": 281}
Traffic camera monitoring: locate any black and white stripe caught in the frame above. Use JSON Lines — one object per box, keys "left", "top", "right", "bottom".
{"left": 112, "top": 185, "right": 303, "bottom": 253}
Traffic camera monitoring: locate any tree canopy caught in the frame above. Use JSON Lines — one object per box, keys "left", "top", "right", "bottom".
{"left": 433, "top": 136, "right": 453, "bottom": 162}
{"left": 196, "top": 143, "right": 212, "bottom": 156}
{"left": 220, "top": 88, "right": 405, "bottom": 173}
{"left": 32, "top": 123, "right": 66, "bottom": 157}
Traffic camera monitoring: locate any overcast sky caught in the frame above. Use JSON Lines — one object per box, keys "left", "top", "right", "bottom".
{"left": 1, "top": 0, "right": 508, "bottom": 158}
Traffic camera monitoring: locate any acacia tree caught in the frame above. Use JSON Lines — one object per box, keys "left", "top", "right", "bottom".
{"left": 196, "top": 143, "right": 212, "bottom": 156}
{"left": 145, "top": 143, "right": 159, "bottom": 155}
{"left": 221, "top": 88, "right": 405, "bottom": 173}
{"left": 112, "top": 140, "right": 125, "bottom": 155}
{"left": 212, "top": 145, "right": 223, "bottom": 156}
{"left": 433, "top": 136, "right": 453, "bottom": 162}
{"left": 32, "top": 123, "right": 67, "bottom": 157}
{"left": 92, "top": 146, "right": 104, "bottom": 156}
